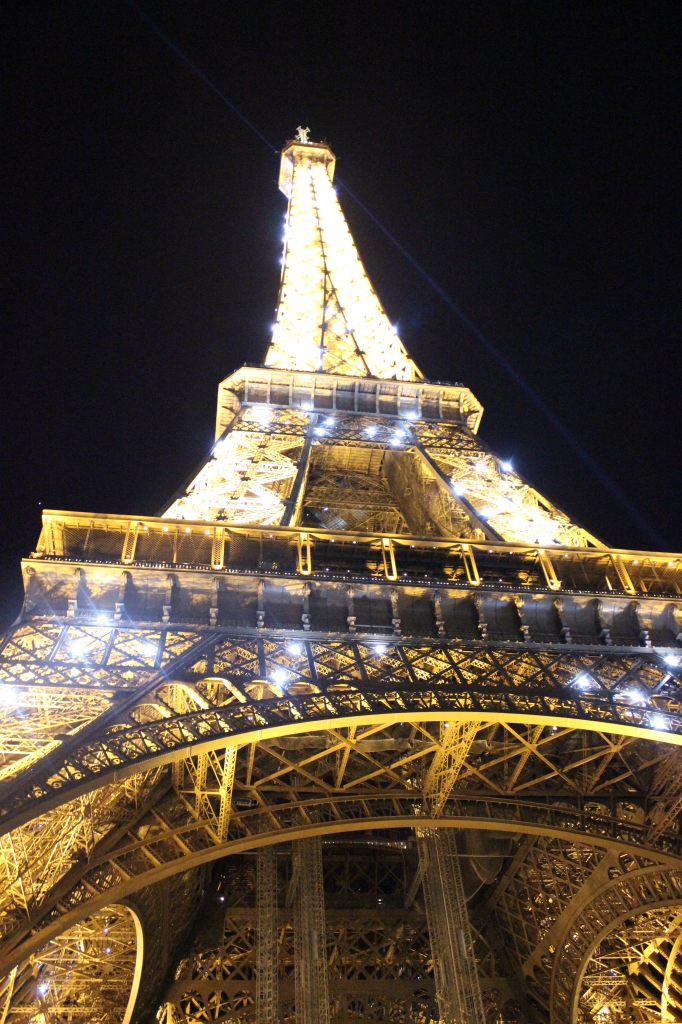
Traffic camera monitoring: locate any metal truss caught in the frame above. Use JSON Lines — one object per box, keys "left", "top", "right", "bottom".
{"left": 423, "top": 720, "right": 480, "bottom": 818}
{"left": 161, "top": 848, "right": 440, "bottom": 1024}
{"left": 0, "top": 903, "right": 140, "bottom": 1023}
{"left": 0, "top": 766, "right": 164, "bottom": 943}
{"left": 302, "top": 449, "right": 411, "bottom": 534}
{"left": 6, "top": 625, "right": 682, "bottom": 1020}
{"left": 159, "top": 402, "right": 598, "bottom": 544}
{"left": 5, "top": 715, "right": 682, "bottom": 987}
{"left": 486, "top": 832, "right": 682, "bottom": 1022}
{"left": 4, "top": 622, "right": 682, "bottom": 972}
{"left": 159, "top": 845, "right": 527, "bottom": 1024}
{"left": 647, "top": 746, "right": 682, "bottom": 843}
{"left": 3, "top": 628, "right": 682, "bottom": 835}
{"left": 548, "top": 864, "right": 682, "bottom": 1023}
{"left": 164, "top": 407, "right": 310, "bottom": 525}
{"left": 265, "top": 139, "right": 419, "bottom": 381}
{"left": 293, "top": 837, "right": 330, "bottom": 1024}
{"left": 418, "top": 829, "right": 486, "bottom": 1024}
{"left": 256, "top": 846, "right": 278, "bottom": 1024}
{"left": 414, "top": 421, "right": 596, "bottom": 548}
{"left": 578, "top": 905, "right": 682, "bottom": 1021}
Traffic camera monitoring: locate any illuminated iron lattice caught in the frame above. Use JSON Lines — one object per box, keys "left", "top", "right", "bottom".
{"left": 2, "top": 131, "right": 682, "bottom": 1024}
{"left": 0, "top": 904, "right": 140, "bottom": 1024}
{"left": 265, "top": 139, "right": 419, "bottom": 381}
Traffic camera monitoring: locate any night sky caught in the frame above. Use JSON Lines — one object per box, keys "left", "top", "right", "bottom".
{"left": 2, "top": 3, "right": 681, "bottom": 628}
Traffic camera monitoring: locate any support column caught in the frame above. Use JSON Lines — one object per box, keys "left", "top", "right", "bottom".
{"left": 417, "top": 829, "right": 485, "bottom": 1024}
{"left": 170, "top": 684, "right": 186, "bottom": 790}
{"left": 216, "top": 745, "right": 237, "bottom": 842}
{"left": 293, "top": 836, "right": 329, "bottom": 1024}
{"left": 280, "top": 414, "right": 318, "bottom": 527}
{"left": 256, "top": 846, "right": 279, "bottom": 1024}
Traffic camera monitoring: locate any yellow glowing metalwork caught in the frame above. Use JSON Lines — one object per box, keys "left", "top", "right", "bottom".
{"left": 3, "top": 132, "right": 682, "bottom": 1022}
{"left": 418, "top": 424, "right": 597, "bottom": 546}
{"left": 164, "top": 426, "right": 304, "bottom": 525}
{"left": 265, "top": 140, "right": 421, "bottom": 381}
{"left": 0, "top": 903, "right": 141, "bottom": 1024}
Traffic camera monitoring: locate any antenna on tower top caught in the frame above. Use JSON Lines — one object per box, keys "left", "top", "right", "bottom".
{"left": 295, "top": 126, "right": 310, "bottom": 144}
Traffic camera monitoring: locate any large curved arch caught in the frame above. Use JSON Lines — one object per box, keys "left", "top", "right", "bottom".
{"left": 4, "top": 812, "right": 682, "bottom": 981}
{"left": 3, "top": 700, "right": 682, "bottom": 837}
{"left": 0, "top": 903, "right": 142, "bottom": 1024}
{"left": 122, "top": 905, "right": 144, "bottom": 1024}
{"left": 3, "top": 707, "right": 682, "bottom": 982}
{"left": 549, "top": 866, "right": 682, "bottom": 1023}
{"left": 2, "top": 633, "right": 682, "bottom": 836}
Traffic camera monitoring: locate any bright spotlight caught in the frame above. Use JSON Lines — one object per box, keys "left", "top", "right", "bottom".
{"left": 622, "top": 688, "right": 647, "bottom": 705}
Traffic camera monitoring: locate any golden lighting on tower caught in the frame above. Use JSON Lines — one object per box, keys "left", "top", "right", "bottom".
{"left": 265, "top": 134, "right": 421, "bottom": 380}
{"left": 3, "top": 128, "right": 682, "bottom": 1024}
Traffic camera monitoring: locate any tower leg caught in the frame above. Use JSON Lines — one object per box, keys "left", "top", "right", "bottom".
{"left": 293, "top": 836, "right": 329, "bottom": 1024}
{"left": 257, "top": 846, "right": 279, "bottom": 1024}
{"left": 417, "top": 829, "right": 485, "bottom": 1024}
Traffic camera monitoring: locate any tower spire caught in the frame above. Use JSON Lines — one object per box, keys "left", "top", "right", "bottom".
{"left": 264, "top": 133, "right": 421, "bottom": 381}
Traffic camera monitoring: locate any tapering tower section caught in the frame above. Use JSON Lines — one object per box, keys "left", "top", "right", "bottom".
{"left": 265, "top": 133, "right": 420, "bottom": 381}
{"left": 162, "top": 131, "right": 596, "bottom": 546}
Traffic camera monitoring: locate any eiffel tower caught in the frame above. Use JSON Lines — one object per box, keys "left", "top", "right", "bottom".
{"left": 2, "top": 130, "right": 682, "bottom": 1024}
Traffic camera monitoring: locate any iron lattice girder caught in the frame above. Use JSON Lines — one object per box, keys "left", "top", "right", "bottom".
{"left": 487, "top": 832, "right": 682, "bottom": 1022}
{"left": 0, "top": 903, "right": 141, "bottom": 1024}
{"left": 293, "top": 837, "right": 330, "bottom": 1024}
{"left": 1, "top": 625, "right": 682, "bottom": 830}
{"left": 256, "top": 846, "right": 278, "bottom": 1024}
{"left": 483, "top": 835, "right": 682, "bottom": 1019}
{"left": 547, "top": 864, "right": 682, "bottom": 1024}
{"left": 575, "top": 904, "right": 682, "bottom": 1021}
{"left": 1, "top": 858, "right": 205, "bottom": 1024}
{"left": 1, "top": 794, "right": 677, "bottom": 986}
{"left": 265, "top": 140, "right": 419, "bottom": 381}
{"left": 164, "top": 849, "right": 442, "bottom": 1024}
{"left": 41, "top": 405, "right": 609, "bottom": 549}
{"left": 6, "top": 714, "right": 682, "bottom": 979}
{"left": 418, "top": 829, "right": 486, "bottom": 1024}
